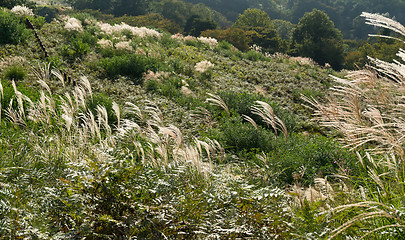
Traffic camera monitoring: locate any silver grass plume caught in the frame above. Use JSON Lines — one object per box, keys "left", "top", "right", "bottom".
{"left": 80, "top": 76, "right": 93, "bottom": 102}
{"left": 51, "top": 68, "right": 65, "bottom": 88}
{"left": 32, "top": 62, "right": 51, "bottom": 82}
{"left": 112, "top": 102, "right": 120, "bottom": 128}
{"left": 206, "top": 93, "right": 230, "bottom": 117}
{"left": 308, "top": 13, "right": 405, "bottom": 239}
{"left": 125, "top": 102, "right": 144, "bottom": 121}
{"left": 251, "top": 101, "right": 287, "bottom": 141}
{"left": 0, "top": 81, "right": 3, "bottom": 99}
{"left": 145, "top": 101, "right": 163, "bottom": 127}
{"left": 243, "top": 114, "right": 258, "bottom": 132}
{"left": 361, "top": 12, "right": 405, "bottom": 42}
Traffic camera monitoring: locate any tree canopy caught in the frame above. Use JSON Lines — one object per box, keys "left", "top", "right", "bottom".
{"left": 184, "top": 15, "right": 217, "bottom": 36}
{"left": 233, "top": 8, "right": 273, "bottom": 30}
{"left": 291, "top": 9, "right": 344, "bottom": 69}
{"left": 0, "top": 0, "right": 35, "bottom": 9}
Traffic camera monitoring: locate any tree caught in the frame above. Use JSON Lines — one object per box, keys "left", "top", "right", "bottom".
{"left": 272, "top": 19, "right": 295, "bottom": 40}
{"left": 67, "top": 0, "right": 112, "bottom": 13}
{"left": 232, "top": 8, "right": 283, "bottom": 52}
{"left": 0, "top": 0, "right": 35, "bottom": 9}
{"left": 151, "top": 0, "right": 190, "bottom": 26}
{"left": 291, "top": 9, "right": 344, "bottom": 69}
{"left": 184, "top": 15, "right": 217, "bottom": 36}
{"left": 201, "top": 28, "right": 251, "bottom": 51}
{"left": 112, "top": 0, "right": 148, "bottom": 16}
{"left": 233, "top": 8, "right": 273, "bottom": 30}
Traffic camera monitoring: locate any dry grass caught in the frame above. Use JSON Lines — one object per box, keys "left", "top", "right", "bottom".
{"left": 251, "top": 101, "right": 288, "bottom": 141}
{"left": 304, "top": 68, "right": 405, "bottom": 158}
{"left": 304, "top": 12, "right": 405, "bottom": 239}
{"left": 206, "top": 93, "right": 230, "bottom": 117}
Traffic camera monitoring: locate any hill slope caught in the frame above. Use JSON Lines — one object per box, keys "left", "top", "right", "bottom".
{"left": 0, "top": 7, "right": 358, "bottom": 238}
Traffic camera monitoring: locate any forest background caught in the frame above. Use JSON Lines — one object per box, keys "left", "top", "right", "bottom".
{"left": 12, "top": 0, "right": 405, "bottom": 70}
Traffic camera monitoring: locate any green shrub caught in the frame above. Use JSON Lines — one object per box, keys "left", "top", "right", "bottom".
{"left": 35, "top": 5, "right": 60, "bottom": 23}
{"left": 86, "top": 93, "right": 118, "bottom": 126}
{"left": 0, "top": 0, "right": 35, "bottom": 9}
{"left": 69, "top": 12, "right": 96, "bottom": 26}
{"left": 46, "top": 55, "right": 63, "bottom": 69}
{"left": 61, "top": 28, "right": 97, "bottom": 60}
{"left": 3, "top": 64, "right": 26, "bottom": 81}
{"left": 100, "top": 54, "right": 164, "bottom": 84}
{"left": 219, "top": 91, "right": 299, "bottom": 132}
{"left": 0, "top": 9, "right": 30, "bottom": 45}
{"left": 160, "top": 33, "right": 182, "bottom": 49}
{"left": 26, "top": 15, "right": 46, "bottom": 29}
{"left": 144, "top": 76, "right": 185, "bottom": 100}
{"left": 271, "top": 134, "right": 357, "bottom": 185}
{"left": 185, "top": 39, "right": 204, "bottom": 48}
{"left": 158, "top": 77, "right": 182, "bottom": 97}
{"left": 61, "top": 40, "right": 90, "bottom": 60}
{"left": 167, "top": 58, "right": 185, "bottom": 73}
{"left": 243, "top": 50, "right": 267, "bottom": 61}
{"left": 216, "top": 116, "right": 274, "bottom": 153}
{"left": 197, "top": 69, "right": 213, "bottom": 82}
{"left": 144, "top": 79, "right": 160, "bottom": 92}
{"left": 218, "top": 40, "right": 233, "bottom": 50}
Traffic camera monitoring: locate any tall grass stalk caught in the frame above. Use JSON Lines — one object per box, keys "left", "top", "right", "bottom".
{"left": 305, "top": 12, "right": 405, "bottom": 239}
{"left": 251, "top": 100, "right": 288, "bottom": 141}
{"left": 206, "top": 93, "right": 230, "bottom": 117}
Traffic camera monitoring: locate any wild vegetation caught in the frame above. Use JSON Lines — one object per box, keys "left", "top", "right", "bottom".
{"left": 1, "top": 0, "right": 405, "bottom": 239}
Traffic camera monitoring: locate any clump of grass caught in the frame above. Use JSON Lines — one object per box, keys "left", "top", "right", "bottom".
{"left": 100, "top": 54, "right": 164, "bottom": 84}
{"left": 4, "top": 64, "right": 26, "bottom": 81}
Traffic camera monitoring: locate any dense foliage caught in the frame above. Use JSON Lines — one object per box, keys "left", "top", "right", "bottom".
{"left": 291, "top": 9, "right": 344, "bottom": 69}
{"left": 0, "top": 0, "right": 34, "bottom": 9}
{"left": 0, "top": 9, "right": 31, "bottom": 45}
{"left": 54, "top": 0, "right": 405, "bottom": 69}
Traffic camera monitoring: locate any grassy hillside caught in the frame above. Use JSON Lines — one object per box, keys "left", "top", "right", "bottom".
{"left": 1, "top": 5, "right": 404, "bottom": 239}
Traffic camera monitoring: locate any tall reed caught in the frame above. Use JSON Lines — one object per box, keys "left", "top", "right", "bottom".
{"left": 305, "top": 12, "right": 405, "bottom": 239}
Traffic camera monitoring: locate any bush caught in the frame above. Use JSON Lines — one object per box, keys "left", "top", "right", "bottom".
{"left": 3, "top": 64, "right": 26, "bottom": 81}
{"left": 86, "top": 93, "right": 118, "bottom": 126}
{"left": 0, "top": 9, "right": 30, "bottom": 45}
{"left": 217, "top": 40, "right": 233, "bottom": 50}
{"left": 243, "top": 50, "right": 267, "bottom": 61}
{"left": 156, "top": 77, "right": 183, "bottom": 98}
{"left": 201, "top": 28, "right": 251, "bottom": 51}
{"left": 219, "top": 91, "right": 299, "bottom": 132}
{"left": 0, "top": 0, "right": 35, "bottom": 9}
{"left": 271, "top": 134, "right": 357, "bottom": 185}
{"left": 215, "top": 116, "right": 274, "bottom": 153}
{"left": 26, "top": 15, "right": 45, "bottom": 29}
{"left": 61, "top": 39, "right": 90, "bottom": 60}
{"left": 35, "top": 6, "right": 60, "bottom": 23}
{"left": 100, "top": 54, "right": 164, "bottom": 84}
{"left": 62, "top": 30, "right": 97, "bottom": 60}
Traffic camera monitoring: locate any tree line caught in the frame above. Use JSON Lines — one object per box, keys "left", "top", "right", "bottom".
{"left": 2, "top": 0, "right": 404, "bottom": 70}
